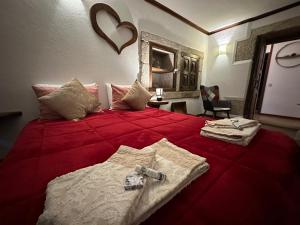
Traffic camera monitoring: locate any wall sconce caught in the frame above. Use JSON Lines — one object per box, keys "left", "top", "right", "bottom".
{"left": 156, "top": 88, "right": 163, "bottom": 101}
{"left": 219, "top": 45, "right": 227, "bottom": 55}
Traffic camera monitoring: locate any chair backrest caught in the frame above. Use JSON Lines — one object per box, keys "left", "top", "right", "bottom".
{"left": 200, "top": 85, "right": 220, "bottom": 111}
{"left": 200, "top": 85, "right": 220, "bottom": 102}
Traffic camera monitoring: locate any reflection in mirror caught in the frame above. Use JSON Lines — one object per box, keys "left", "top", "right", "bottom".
{"left": 149, "top": 43, "right": 177, "bottom": 91}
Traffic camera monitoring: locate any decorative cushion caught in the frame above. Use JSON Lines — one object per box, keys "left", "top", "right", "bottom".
{"left": 111, "top": 84, "right": 131, "bottom": 110}
{"left": 106, "top": 83, "right": 131, "bottom": 109}
{"left": 38, "top": 79, "right": 100, "bottom": 120}
{"left": 200, "top": 85, "right": 220, "bottom": 102}
{"left": 33, "top": 83, "right": 100, "bottom": 120}
{"left": 122, "top": 80, "right": 152, "bottom": 111}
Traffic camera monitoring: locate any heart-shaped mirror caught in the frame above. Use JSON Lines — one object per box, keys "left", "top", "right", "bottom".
{"left": 90, "top": 3, "right": 138, "bottom": 54}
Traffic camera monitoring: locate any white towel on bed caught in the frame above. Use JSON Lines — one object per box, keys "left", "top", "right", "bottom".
{"left": 37, "top": 138, "right": 209, "bottom": 225}
{"left": 201, "top": 123, "right": 261, "bottom": 146}
{"left": 132, "top": 139, "right": 209, "bottom": 225}
{"left": 205, "top": 118, "right": 258, "bottom": 130}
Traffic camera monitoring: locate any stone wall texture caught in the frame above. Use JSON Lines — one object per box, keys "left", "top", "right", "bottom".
{"left": 139, "top": 31, "right": 204, "bottom": 99}
{"left": 235, "top": 16, "right": 300, "bottom": 61}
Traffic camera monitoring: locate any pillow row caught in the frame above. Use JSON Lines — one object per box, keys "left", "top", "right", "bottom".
{"left": 33, "top": 79, "right": 101, "bottom": 120}
{"left": 109, "top": 80, "right": 152, "bottom": 111}
{"left": 33, "top": 79, "right": 152, "bottom": 120}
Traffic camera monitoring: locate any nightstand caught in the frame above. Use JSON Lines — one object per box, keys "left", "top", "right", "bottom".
{"left": 147, "top": 100, "right": 169, "bottom": 109}
{"left": 0, "top": 111, "right": 22, "bottom": 119}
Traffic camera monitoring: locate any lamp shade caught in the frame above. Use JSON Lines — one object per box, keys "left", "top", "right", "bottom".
{"left": 156, "top": 88, "right": 163, "bottom": 101}
{"left": 156, "top": 88, "right": 163, "bottom": 96}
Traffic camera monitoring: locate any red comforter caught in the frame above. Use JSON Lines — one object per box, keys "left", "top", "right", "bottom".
{"left": 0, "top": 108, "right": 299, "bottom": 225}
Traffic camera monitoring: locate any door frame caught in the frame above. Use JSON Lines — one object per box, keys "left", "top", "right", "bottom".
{"left": 255, "top": 45, "right": 273, "bottom": 113}
{"left": 243, "top": 26, "right": 300, "bottom": 118}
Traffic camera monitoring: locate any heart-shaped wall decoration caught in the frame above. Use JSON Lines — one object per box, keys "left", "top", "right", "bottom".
{"left": 90, "top": 3, "right": 138, "bottom": 54}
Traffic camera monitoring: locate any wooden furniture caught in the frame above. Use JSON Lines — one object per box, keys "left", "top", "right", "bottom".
{"left": 0, "top": 111, "right": 22, "bottom": 161}
{"left": 171, "top": 101, "right": 187, "bottom": 114}
{"left": 90, "top": 3, "right": 138, "bottom": 54}
{"left": 180, "top": 52, "right": 199, "bottom": 91}
{"left": 0, "top": 111, "right": 22, "bottom": 119}
{"left": 147, "top": 100, "right": 169, "bottom": 108}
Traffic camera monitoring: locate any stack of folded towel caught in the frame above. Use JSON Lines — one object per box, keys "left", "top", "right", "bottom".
{"left": 201, "top": 117, "right": 261, "bottom": 146}
{"left": 37, "top": 138, "right": 209, "bottom": 225}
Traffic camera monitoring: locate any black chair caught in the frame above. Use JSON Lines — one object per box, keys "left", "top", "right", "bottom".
{"left": 200, "top": 85, "right": 231, "bottom": 118}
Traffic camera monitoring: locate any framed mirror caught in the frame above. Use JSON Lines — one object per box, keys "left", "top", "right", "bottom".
{"left": 149, "top": 42, "right": 177, "bottom": 91}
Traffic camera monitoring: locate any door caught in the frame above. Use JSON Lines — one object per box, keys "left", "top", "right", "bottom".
{"left": 244, "top": 37, "right": 267, "bottom": 118}
{"left": 244, "top": 26, "right": 300, "bottom": 119}
{"left": 180, "top": 53, "right": 199, "bottom": 91}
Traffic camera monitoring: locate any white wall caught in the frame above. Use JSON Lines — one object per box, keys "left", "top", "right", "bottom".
{"left": 261, "top": 40, "right": 300, "bottom": 118}
{"left": 205, "top": 6, "right": 300, "bottom": 100}
{"left": 0, "top": 0, "right": 207, "bottom": 155}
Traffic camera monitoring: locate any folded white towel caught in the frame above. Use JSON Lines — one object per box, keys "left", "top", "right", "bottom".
{"left": 201, "top": 123, "right": 261, "bottom": 139}
{"left": 201, "top": 127, "right": 260, "bottom": 146}
{"left": 206, "top": 118, "right": 258, "bottom": 130}
{"left": 201, "top": 117, "right": 261, "bottom": 146}
{"left": 37, "top": 138, "right": 209, "bottom": 225}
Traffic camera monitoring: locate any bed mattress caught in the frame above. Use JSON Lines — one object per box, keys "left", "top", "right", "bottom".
{"left": 0, "top": 108, "right": 299, "bottom": 225}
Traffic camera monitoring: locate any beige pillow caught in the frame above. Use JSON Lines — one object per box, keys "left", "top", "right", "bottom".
{"left": 32, "top": 83, "right": 100, "bottom": 120}
{"left": 38, "top": 79, "right": 100, "bottom": 120}
{"left": 122, "top": 80, "right": 152, "bottom": 111}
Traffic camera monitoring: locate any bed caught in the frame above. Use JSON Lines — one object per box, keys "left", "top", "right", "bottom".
{"left": 0, "top": 108, "right": 299, "bottom": 225}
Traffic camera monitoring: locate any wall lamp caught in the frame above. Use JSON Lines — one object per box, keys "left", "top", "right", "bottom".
{"left": 219, "top": 45, "right": 227, "bottom": 55}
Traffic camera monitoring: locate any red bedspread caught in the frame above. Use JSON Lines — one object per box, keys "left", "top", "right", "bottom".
{"left": 0, "top": 108, "right": 299, "bottom": 225}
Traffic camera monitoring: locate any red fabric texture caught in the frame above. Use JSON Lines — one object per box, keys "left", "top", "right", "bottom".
{"left": 0, "top": 108, "right": 299, "bottom": 225}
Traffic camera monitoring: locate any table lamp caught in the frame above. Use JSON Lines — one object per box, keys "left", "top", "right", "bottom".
{"left": 156, "top": 88, "right": 163, "bottom": 101}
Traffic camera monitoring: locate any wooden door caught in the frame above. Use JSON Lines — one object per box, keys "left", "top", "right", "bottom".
{"left": 244, "top": 26, "right": 300, "bottom": 118}
{"left": 180, "top": 53, "right": 199, "bottom": 91}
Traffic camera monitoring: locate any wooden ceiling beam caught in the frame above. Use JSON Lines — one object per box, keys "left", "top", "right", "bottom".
{"left": 144, "top": 0, "right": 300, "bottom": 35}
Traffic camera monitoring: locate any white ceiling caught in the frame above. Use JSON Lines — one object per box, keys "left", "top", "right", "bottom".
{"left": 156, "top": 0, "right": 299, "bottom": 31}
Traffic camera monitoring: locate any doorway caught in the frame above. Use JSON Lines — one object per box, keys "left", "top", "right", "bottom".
{"left": 259, "top": 40, "right": 300, "bottom": 118}
{"left": 244, "top": 26, "right": 300, "bottom": 119}
{"left": 244, "top": 26, "right": 300, "bottom": 139}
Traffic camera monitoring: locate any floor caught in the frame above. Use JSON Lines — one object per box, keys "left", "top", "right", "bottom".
{"left": 255, "top": 114, "right": 300, "bottom": 146}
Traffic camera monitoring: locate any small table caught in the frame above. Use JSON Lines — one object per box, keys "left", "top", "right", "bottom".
{"left": 0, "top": 111, "right": 22, "bottom": 119}
{"left": 147, "top": 100, "right": 169, "bottom": 109}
